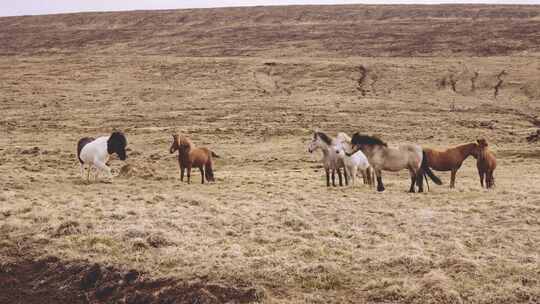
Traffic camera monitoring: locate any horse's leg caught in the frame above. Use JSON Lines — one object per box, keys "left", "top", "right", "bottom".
{"left": 376, "top": 169, "right": 385, "bottom": 192}
{"left": 337, "top": 168, "right": 343, "bottom": 186}
{"left": 325, "top": 168, "right": 330, "bottom": 187}
{"left": 186, "top": 165, "right": 192, "bottom": 184}
{"left": 350, "top": 167, "right": 357, "bottom": 186}
{"left": 87, "top": 164, "right": 91, "bottom": 182}
{"left": 93, "top": 160, "right": 112, "bottom": 182}
{"left": 332, "top": 169, "right": 336, "bottom": 187}
{"left": 416, "top": 169, "right": 424, "bottom": 193}
{"left": 408, "top": 169, "right": 416, "bottom": 193}
{"left": 343, "top": 167, "right": 348, "bottom": 186}
{"left": 487, "top": 170, "right": 494, "bottom": 188}
{"left": 450, "top": 169, "right": 457, "bottom": 188}
{"left": 360, "top": 169, "right": 366, "bottom": 185}
{"left": 200, "top": 166, "right": 205, "bottom": 184}
{"left": 180, "top": 165, "right": 185, "bottom": 181}
{"left": 479, "top": 170, "right": 485, "bottom": 188}
{"left": 367, "top": 168, "right": 374, "bottom": 187}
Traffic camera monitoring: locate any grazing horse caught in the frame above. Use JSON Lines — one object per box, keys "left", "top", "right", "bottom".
{"left": 423, "top": 142, "right": 477, "bottom": 188}
{"left": 473, "top": 139, "right": 497, "bottom": 188}
{"left": 307, "top": 131, "right": 348, "bottom": 187}
{"left": 169, "top": 134, "right": 218, "bottom": 184}
{"left": 350, "top": 133, "right": 441, "bottom": 192}
{"left": 77, "top": 131, "right": 127, "bottom": 181}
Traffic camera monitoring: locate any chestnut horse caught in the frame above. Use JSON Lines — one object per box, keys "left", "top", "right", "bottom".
{"left": 422, "top": 142, "right": 477, "bottom": 188}
{"left": 474, "top": 139, "right": 497, "bottom": 188}
{"left": 169, "top": 134, "right": 218, "bottom": 184}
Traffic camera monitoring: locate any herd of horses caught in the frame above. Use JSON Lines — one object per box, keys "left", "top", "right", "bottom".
{"left": 308, "top": 131, "right": 497, "bottom": 192}
{"left": 76, "top": 130, "right": 497, "bottom": 191}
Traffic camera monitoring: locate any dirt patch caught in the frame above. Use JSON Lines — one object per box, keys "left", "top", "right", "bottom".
{"left": 0, "top": 255, "right": 263, "bottom": 304}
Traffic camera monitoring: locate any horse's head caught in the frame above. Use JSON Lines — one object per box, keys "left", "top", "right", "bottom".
{"left": 477, "top": 138, "right": 488, "bottom": 148}
{"left": 333, "top": 141, "right": 348, "bottom": 158}
{"left": 308, "top": 132, "right": 331, "bottom": 153}
{"left": 107, "top": 131, "right": 127, "bottom": 160}
{"left": 472, "top": 138, "right": 489, "bottom": 159}
{"left": 169, "top": 134, "right": 179, "bottom": 154}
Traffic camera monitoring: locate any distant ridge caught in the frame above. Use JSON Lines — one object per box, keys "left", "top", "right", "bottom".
{"left": 1, "top": 4, "right": 539, "bottom": 57}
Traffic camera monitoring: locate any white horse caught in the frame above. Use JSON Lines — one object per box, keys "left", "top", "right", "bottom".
{"left": 333, "top": 133, "right": 373, "bottom": 186}
{"left": 77, "top": 131, "right": 128, "bottom": 182}
{"left": 307, "top": 131, "right": 348, "bottom": 187}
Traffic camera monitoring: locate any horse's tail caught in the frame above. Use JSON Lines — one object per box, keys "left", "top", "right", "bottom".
{"left": 77, "top": 137, "right": 94, "bottom": 164}
{"left": 421, "top": 150, "right": 442, "bottom": 185}
{"left": 423, "top": 171, "right": 431, "bottom": 192}
{"left": 205, "top": 161, "right": 215, "bottom": 182}
{"left": 211, "top": 151, "right": 220, "bottom": 158}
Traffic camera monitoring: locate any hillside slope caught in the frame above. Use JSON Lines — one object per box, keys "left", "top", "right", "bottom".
{"left": 1, "top": 5, "right": 540, "bottom": 57}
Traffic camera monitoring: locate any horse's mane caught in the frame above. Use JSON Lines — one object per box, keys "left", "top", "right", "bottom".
{"left": 351, "top": 133, "right": 387, "bottom": 147}
{"left": 175, "top": 134, "right": 194, "bottom": 149}
{"left": 336, "top": 132, "right": 351, "bottom": 143}
{"left": 315, "top": 132, "right": 333, "bottom": 145}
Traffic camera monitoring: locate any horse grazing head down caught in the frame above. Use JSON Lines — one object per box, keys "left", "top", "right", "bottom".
{"left": 107, "top": 131, "right": 127, "bottom": 160}
{"left": 351, "top": 133, "right": 387, "bottom": 151}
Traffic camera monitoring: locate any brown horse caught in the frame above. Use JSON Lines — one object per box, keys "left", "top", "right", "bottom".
{"left": 473, "top": 139, "right": 497, "bottom": 188}
{"left": 169, "top": 134, "right": 219, "bottom": 184}
{"left": 423, "top": 142, "right": 477, "bottom": 188}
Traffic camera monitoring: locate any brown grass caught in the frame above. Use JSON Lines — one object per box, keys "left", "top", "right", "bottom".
{"left": 1, "top": 4, "right": 540, "bottom": 303}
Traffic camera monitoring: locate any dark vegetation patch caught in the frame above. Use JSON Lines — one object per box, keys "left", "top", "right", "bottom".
{"left": 0, "top": 255, "right": 263, "bottom": 304}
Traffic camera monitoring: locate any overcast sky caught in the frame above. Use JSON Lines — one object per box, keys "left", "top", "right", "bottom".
{"left": 2, "top": 0, "right": 539, "bottom": 17}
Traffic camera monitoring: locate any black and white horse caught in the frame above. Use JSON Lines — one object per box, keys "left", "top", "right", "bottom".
{"left": 77, "top": 131, "right": 127, "bottom": 181}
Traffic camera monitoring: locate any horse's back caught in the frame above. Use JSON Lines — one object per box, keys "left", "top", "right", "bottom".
{"left": 79, "top": 136, "right": 108, "bottom": 164}
{"left": 351, "top": 150, "right": 370, "bottom": 169}
{"left": 77, "top": 137, "right": 95, "bottom": 164}
{"left": 399, "top": 144, "right": 423, "bottom": 168}
{"left": 191, "top": 147, "right": 212, "bottom": 165}
{"left": 424, "top": 147, "right": 460, "bottom": 171}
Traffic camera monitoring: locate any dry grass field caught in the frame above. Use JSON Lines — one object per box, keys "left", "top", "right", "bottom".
{"left": 1, "top": 4, "right": 540, "bottom": 304}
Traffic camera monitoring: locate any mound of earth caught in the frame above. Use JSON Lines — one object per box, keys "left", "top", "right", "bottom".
{"left": 117, "top": 163, "right": 157, "bottom": 179}
{"left": 0, "top": 255, "right": 263, "bottom": 304}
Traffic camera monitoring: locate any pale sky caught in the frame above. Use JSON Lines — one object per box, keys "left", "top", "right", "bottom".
{"left": 2, "top": 0, "right": 539, "bottom": 17}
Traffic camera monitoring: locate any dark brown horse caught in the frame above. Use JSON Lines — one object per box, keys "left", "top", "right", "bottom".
{"left": 473, "top": 139, "right": 497, "bottom": 188}
{"left": 423, "top": 142, "right": 477, "bottom": 188}
{"left": 169, "top": 134, "right": 218, "bottom": 184}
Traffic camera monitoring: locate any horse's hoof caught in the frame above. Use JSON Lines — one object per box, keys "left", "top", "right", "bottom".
{"left": 377, "top": 187, "right": 385, "bottom": 192}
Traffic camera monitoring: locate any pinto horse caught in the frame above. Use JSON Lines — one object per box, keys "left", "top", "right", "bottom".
{"left": 350, "top": 133, "right": 441, "bottom": 192}
{"left": 422, "top": 142, "right": 477, "bottom": 188}
{"left": 77, "top": 131, "right": 127, "bottom": 181}
{"left": 169, "top": 134, "right": 218, "bottom": 184}
{"left": 473, "top": 139, "right": 497, "bottom": 188}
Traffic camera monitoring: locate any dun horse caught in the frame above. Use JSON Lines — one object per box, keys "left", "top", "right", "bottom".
{"left": 77, "top": 131, "right": 128, "bottom": 182}
{"left": 308, "top": 131, "right": 348, "bottom": 187}
{"left": 474, "top": 139, "right": 497, "bottom": 188}
{"left": 350, "top": 133, "right": 442, "bottom": 192}
{"left": 169, "top": 134, "right": 218, "bottom": 184}
{"left": 423, "top": 142, "right": 478, "bottom": 188}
